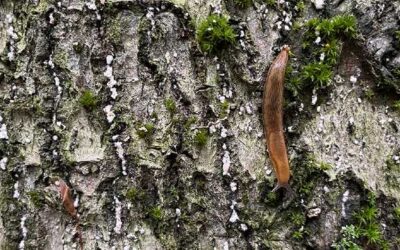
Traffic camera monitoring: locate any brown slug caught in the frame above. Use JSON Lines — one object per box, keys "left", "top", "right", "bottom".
{"left": 263, "top": 45, "right": 293, "bottom": 194}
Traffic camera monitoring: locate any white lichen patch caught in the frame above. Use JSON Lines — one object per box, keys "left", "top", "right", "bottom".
{"left": 114, "top": 141, "right": 127, "bottom": 175}
{"left": 114, "top": 196, "right": 122, "bottom": 234}
{"left": 0, "top": 114, "right": 9, "bottom": 140}
{"left": 103, "top": 105, "right": 116, "bottom": 123}
{"left": 229, "top": 200, "right": 239, "bottom": 223}
{"left": 0, "top": 157, "right": 8, "bottom": 170}
{"left": 222, "top": 146, "right": 231, "bottom": 176}
{"left": 18, "top": 215, "right": 28, "bottom": 250}
{"left": 13, "top": 181, "right": 20, "bottom": 199}
{"left": 104, "top": 55, "right": 118, "bottom": 100}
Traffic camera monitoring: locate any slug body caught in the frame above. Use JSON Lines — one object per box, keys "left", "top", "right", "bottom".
{"left": 263, "top": 46, "right": 292, "bottom": 193}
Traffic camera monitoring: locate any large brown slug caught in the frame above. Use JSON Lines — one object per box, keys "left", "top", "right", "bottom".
{"left": 263, "top": 46, "right": 293, "bottom": 194}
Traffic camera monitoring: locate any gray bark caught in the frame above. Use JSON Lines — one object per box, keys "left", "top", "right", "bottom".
{"left": 0, "top": 0, "right": 399, "bottom": 249}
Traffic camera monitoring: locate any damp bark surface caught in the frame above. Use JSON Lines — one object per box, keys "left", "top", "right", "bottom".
{"left": 0, "top": 0, "right": 400, "bottom": 249}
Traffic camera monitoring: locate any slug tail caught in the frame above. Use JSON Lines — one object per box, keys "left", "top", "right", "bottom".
{"left": 272, "top": 182, "right": 294, "bottom": 198}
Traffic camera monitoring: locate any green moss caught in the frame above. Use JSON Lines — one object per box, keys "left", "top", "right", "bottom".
{"left": 194, "top": 129, "right": 208, "bottom": 147}
{"left": 305, "top": 15, "right": 357, "bottom": 40}
{"left": 164, "top": 98, "right": 176, "bottom": 114}
{"left": 264, "top": 0, "right": 276, "bottom": 7}
{"left": 28, "top": 191, "right": 44, "bottom": 208}
{"left": 289, "top": 212, "right": 305, "bottom": 227}
{"left": 107, "top": 18, "right": 122, "bottom": 44}
{"left": 364, "top": 88, "right": 375, "bottom": 100}
{"left": 295, "top": 1, "right": 305, "bottom": 12}
{"left": 79, "top": 90, "right": 98, "bottom": 110}
{"left": 301, "top": 62, "right": 333, "bottom": 88}
{"left": 233, "top": 0, "right": 252, "bottom": 8}
{"left": 53, "top": 50, "right": 68, "bottom": 69}
{"left": 318, "top": 162, "right": 332, "bottom": 171}
{"left": 292, "top": 230, "right": 304, "bottom": 240}
{"left": 125, "top": 188, "right": 145, "bottom": 203}
{"left": 148, "top": 206, "right": 164, "bottom": 221}
{"left": 219, "top": 100, "right": 230, "bottom": 118}
{"left": 289, "top": 15, "right": 358, "bottom": 95}
{"left": 395, "top": 31, "right": 400, "bottom": 47}
{"left": 184, "top": 116, "right": 197, "bottom": 130}
{"left": 136, "top": 123, "right": 156, "bottom": 139}
{"left": 332, "top": 225, "right": 362, "bottom": 250}
{"left": 196, "top": 14, "right": 236, "bottom": 55}
{"left": 392, "top": 100, "right": 400, "bottom": 112}
{"left": 351, "top": 193, "right": 388, "bottom": 249}
{"left": 394, "top": 207, "right": 400, "bottom": 220}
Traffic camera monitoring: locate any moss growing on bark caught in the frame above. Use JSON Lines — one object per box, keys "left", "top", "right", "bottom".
{"left": 79, "top": 90, "right": 98, "bottom": 110}
{"left": 196, "top": 14, "right": 236, "bottom": 55}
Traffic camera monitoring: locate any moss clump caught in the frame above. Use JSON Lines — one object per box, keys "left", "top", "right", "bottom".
{"left": 288, "top": 15, "right": 357, "bottom": 94}
{"left": 194, "top": 129, "right": 208, "bottom": 147}
{"left": 196, "top": 14, "right": 236, "bottom": 55}
{"left": 394, "top": 207, "right": 400, "bottom": 221}
{"left": 290, "top": 211, "right": 306, "bottom": 227}
{"left": 53, "top": 50, "right": 68, "bottom": 69}
{"left": 301, "top": 62, "right": 333, "bottom": 88}
{"left": 233, "top": 0, "right": 252, "bottom": 8}
{"left": 79, "top": 90, "right": 98, "bottom": 110}
{"left": 292, "top": 230, "right": 304, "bottom": 240}
{"left": 219, "top": 100, "right": 230, "bottom": 118}
{"left": 28, "top": 191, "right": 44, "bottom": 208}
{"left": 136, "top": 123, "right": 156, "bottom": 139}
{"left": 392, "top": 100, "right": 400, "bottom": 112}
{"left": 295, "top": 1, "right": 305, "bottom": 12}
{"left": 334, "top": 193, "right": 391, "bottom": 249}
{"left": 148, "top": 206, "right": 164, "bottom": 222}
{"left": 107, "top": 18, "right": 122, "bottom": 44}
{"left": 264, "top": 0, "right": 276, "bottom": 7}
{"left": 164, "top": 98, "right": 176, "bottom": 114}
{"left": 125, "top": 188, "right": 146, "bottom": 203}
{"left": 305, "top": 15, "right": 357, "bottom": 40}
{"left": 332, "top": 225, "right": 362, "bottom": 250}
{"left": 184, "top": 116, "right": 197, "bottom": 130}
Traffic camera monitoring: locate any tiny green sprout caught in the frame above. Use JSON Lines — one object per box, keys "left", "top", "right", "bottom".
{"left": 319, "top": 162, "right": 332, "bottom": 171}
{"left": 307, "top": 15, "right": 357, "bottom": 39}
{"left": 233, "top": 0, "right": 252, "bottom": 8}
{"left": 301, "top": 62, "right": 333, "bottom": 88}
{"left": 28, "top": 191, "right": 44, "bottom": 208}
{"left": 331, "top": 14, "right": 357, "bottom": 38}
{"left": 392, "top": 100, "right": 400, "bottom": 112}
{"left": 295, "top": 1, "right": 305, "bottom": 12}
{"left": 126, "top": 188, "right": 145, "bottom": 203}
{"left": 362, "top": 223, "right": 382, "bottom": 245}
{"left": 194, "top": 129, "right": 209, "bottom": 147}
{"left": 136, "top": 123, "right": 155, "bottom": 139}
{"left": 219, "top": 100, "right": 230, "bottom": 118}
{"left": 364, "top": 88, "right": 375, "bottom": 100}
{"left": 320, "top": 39, "right": 340, "bottom": 65}
{"left": 332, "top": 225, "right": 362, "bottom": 250}
{"left": 264, "top": 0, "right": 276, "bottom": 7}
{"left": 292, "top": 230, "right": 303, "bottom": 240}
{"left": 164, "top": 98, "right": 176, "bottom": 114}
{"left": 196, "top": 14, "right": 236, "bottom": 55}
{"left": 292, "top": 21, "right": 302, "bottom": 31}
{"left": 394, "top": 207, "right": 400, "bottom": 220}
{"left": 396, "top": 31, "right": 400, "bottom": 40}
{"left": 79, "top": 90, "right": 99, "bottom": 110}
{"left": 148, "top": 206, "right": 164, "bottom": 221}
{"left": 184, "top": 116, "right": 197, "bottom": 130}
{"left": 290, "top": 212, "right": 305, "bottom": 227}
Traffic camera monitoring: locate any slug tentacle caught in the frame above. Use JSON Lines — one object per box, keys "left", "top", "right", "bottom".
{"left": 263, "top": 46, "right": 292, "bottom": 195}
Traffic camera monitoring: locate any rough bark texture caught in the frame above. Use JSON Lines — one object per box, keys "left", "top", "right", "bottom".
{"left": 0, "top": 0, "right": 400, "bottom": 249}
